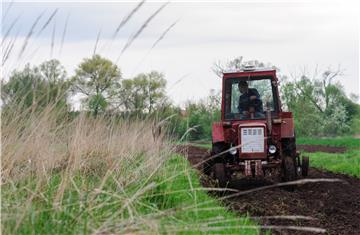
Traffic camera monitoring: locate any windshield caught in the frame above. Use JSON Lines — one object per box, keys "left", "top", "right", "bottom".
{"left": 224, "top": 78, "right": 276, "bottom": 120}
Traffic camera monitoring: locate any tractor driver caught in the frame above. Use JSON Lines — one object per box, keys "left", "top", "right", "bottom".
{"left": 238, "top": 81, "right": 265, "bottom": 119}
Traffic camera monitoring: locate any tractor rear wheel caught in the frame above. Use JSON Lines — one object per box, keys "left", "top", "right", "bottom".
{"left": 213, "top": 163, "right": 228, "bottom": 188}
{"left": 302, "top": 156, "right": 309, "bottom": 177}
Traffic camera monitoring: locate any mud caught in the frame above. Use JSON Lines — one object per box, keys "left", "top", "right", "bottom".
{"left": 178, "top": 145, "right": 360, "bottom": 235}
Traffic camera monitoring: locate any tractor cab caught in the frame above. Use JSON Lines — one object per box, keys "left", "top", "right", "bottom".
{"left": 206, "top": 66, "right": 309, "bottom": 187}
{"left": 222, "top": 68, "right": 280, "bottom": 121}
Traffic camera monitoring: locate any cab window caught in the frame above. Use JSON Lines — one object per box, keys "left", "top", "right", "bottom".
{"left": 224, "top": 78, "right": 276, "bottom": 120}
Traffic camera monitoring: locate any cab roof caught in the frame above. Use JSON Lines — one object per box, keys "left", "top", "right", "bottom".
{"left": 223, "top": 68, "right": 277, "bottom": 80}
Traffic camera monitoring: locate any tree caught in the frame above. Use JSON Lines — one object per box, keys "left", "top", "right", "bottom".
{"left": 281, "top": 67, "right": 357, "bottom": 136}
{"left": 1, "top": 59, "right": 69, "bottom": 113}
{"left": 72, "top": 54, "right": 121, "bottom": 116}
{"left": 2, "top": 64, "right": 40, "bottom": 110}
{"left": 165, "top": 89, "right": 221, "bottom": 141}
{"left": 38, "top": 59, "right": 69, "bottom": 110}
{"left": 39, "top": 59, "right": 67, "bottom": 83}
{"left": 117, "top": 71, "right": 167, "bottom": 115}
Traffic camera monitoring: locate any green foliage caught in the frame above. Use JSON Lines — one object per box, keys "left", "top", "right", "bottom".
{"left": 88, "top": 94, "right": 108, "bottom": 115}
{"left": 117, "top": 71, "right": 167, "bottom": 116}
{"left": 4, "top": 55, "right": 359, "bottom": 141}
{"left": 281, "top": 69, "right": 359, "bottom": 137}
{"left": 184, "top": 102, "right": 220, "bottom": 141}
{"left": 72, "top": 54, "right": 121, "bottom": 116}
{"left": 322, "top": 104, "right": 350, "bottom": 135}
{"left": 168, "top": 90, "right": 221, "bottom": 141}
{"left": 349, "top": 105, "right": 360, "bottom": 134}
{"left": 152, "top": 104, "right": 188, "bottom": 138}
{"left": 1, "top": 59, "right": 70, "bottom": 114}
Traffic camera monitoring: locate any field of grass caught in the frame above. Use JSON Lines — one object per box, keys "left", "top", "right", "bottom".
{"left": 298, "top": 137, "right": 360, "bottom": 178}
{"left": 303, "top": 150, "right": 360, "bottom": 178}
{"left": 1, "top": 107, "right": 258, "bottom": 234}
{"left": 297, "top": 136, "right": 360, "bottom": 148}
{"left": 2, "top": 155, "right": 258, "bottom": 234}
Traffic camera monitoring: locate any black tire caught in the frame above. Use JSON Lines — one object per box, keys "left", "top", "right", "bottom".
{"left": 283, "top": 156, "right": 297, "bottom": 182}
{"left": 211, "top": 143, "right": 226, "bottom": 163}
{"left": 282, "top": 138, "right": 297, "bottom": 157}
{"left": 205, "top": 142, "right": 227, "bottom": 175}
{"left": 282, "top": 156, "right": 297, "bottom": 191}
{"left": 203, "top": 153, "right": 213, "bottom": 175}
{"left": 213, "top": 163, "right": 228, "bottom": 187}
{"left": 302, "top": 156, "right": 309, "bottom": 177}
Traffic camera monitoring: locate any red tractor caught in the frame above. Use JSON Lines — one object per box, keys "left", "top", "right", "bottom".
{"left": 205, "top": 66, "right": 309, "bottom": 187}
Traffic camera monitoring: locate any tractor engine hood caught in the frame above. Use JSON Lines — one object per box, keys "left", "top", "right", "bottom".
{"left": 238, "top": 122, "right": 267, "bottom": 159}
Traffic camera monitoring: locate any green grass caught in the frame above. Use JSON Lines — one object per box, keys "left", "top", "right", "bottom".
{"left": 152, "top": 155, "right": 259, "bottom": 234}
{"left": 297, "top": 137, "right": 360, "bottom": 178}
{"left": 191, "top": 142, "right": 212, "bottom": 149}
{"left": 2, "top": 155, "right": 258, "bottom": 234}
{"left": 303, "top": 150, "right": 360, "bottom": 178}
{"left": 298, "top": 137, "right": 360, "bottom": 178}
{"left": 297, "top": 136, "right": 360, "bottom": 148}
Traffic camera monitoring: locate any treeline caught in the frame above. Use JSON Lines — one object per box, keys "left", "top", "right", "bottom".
{"left": 1, "top": 55, "right": 218, "bottom": 141}
{"left": 2, "top": 55, "right": 359, "bottom": 140}
{"left": 281, "top": 71, "right": 360, "bottom": 136}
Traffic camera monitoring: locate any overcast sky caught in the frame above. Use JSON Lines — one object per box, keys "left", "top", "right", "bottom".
{"left": 2, "top": 0, "right": 359, "bottom": 105}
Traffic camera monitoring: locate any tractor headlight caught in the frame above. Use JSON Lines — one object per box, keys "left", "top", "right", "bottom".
{"left": 268, "top": 145, "right": 276, "bottom": 154}
{"left": 229, "top": 147, "right": 237, "bottom": 155}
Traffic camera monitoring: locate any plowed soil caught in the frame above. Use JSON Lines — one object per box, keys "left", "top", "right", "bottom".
{"left": 177, "top": 145, "right": 360, "bottom": 235}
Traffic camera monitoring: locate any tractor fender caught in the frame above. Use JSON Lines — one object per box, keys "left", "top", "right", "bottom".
{"left": 212, "top": 122, "right": 225, "bottom": 143}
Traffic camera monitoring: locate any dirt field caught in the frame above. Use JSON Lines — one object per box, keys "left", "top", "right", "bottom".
{"left": 177, "top": 145, "right": 360, "bottom": 235}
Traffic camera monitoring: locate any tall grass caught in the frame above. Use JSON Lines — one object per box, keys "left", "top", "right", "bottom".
{"left": 1, "top": 3, "right": 258, "bottom": 234}
{"left": 2, "top": 104, "right": 166, "bottom": 233}
{"left": 1, "top": 105, "right": 257, "bottom": 234}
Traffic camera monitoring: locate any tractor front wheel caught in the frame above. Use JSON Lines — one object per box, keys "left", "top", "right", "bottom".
{"left": 213, "top": 163, "right": 228, "bottom": 188}
{"left": 282, "top": 156, "right": 298, "bottom": 191}
{"left": 282, "top": 156, "right": 297, "bottom": 181}
{"left": 203, "top": 153, "right": 213, "bottom": 175}
{"left": 204, "top": 143, "right": 225, "bottom": 175}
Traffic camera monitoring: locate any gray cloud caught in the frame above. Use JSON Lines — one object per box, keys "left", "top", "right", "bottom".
{"left": 2, "top": 1, "right": 358, "bottom": 104}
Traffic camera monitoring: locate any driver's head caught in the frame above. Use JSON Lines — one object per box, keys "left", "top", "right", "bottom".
{"left": 238, "top": 81, "right": 248, "bottom": 94}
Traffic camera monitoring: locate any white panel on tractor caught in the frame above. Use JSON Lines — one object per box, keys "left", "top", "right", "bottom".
{"left": 241, "top": 127, "right": 265, "bottom": 153}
